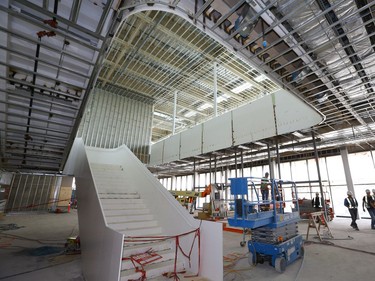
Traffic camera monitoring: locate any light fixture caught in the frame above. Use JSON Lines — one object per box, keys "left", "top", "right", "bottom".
{"left": 292, "top": 131, "right": 305, "bottom": 138}
{"left": 197, "top": 103, "right": 213, "bottom": 111}
{"left": 184, "top": 111, "right": 196, "bottom": 118}
{"left": 231, "top": 82, "right": 252, "bottom": 94}
{"left": 254, "top": 74, "right": 267, "bottom": 82}
{"left": 238, "top": 145, "right": 250, "bottom": 150}
{"left": 217, "top": 94, "right": 229, "bottom": 103}
{"left": 253, "top": 141, "right": 266, "bottom": 146}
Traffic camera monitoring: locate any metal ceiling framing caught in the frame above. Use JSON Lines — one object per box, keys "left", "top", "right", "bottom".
{"left": 118, "top": 0, "right": 375, "bottom": 175}
{"left": 2, "top": 0, "right": 375, "bottom": 175}
{"left": 0, "top": 0, "right": 122, "bottom": 172}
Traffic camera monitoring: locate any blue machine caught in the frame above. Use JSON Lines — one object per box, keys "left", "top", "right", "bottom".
{"left": 228, "top": 177, "right": 304, "bottom": 272}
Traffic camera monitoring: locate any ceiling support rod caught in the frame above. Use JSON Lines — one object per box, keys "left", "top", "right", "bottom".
{"left": 172, "top": 91, "right": 177, "bottom": 135}
{"left": 213, "top": 61, "right": 218, "bottom": 117}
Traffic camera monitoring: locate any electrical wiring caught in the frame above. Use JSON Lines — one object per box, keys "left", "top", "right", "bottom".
{"left": 304, "top": 240, "right": 375, "bottom": 256}
{"left": 223, "top": 252, "right": 255, "bottom": 281}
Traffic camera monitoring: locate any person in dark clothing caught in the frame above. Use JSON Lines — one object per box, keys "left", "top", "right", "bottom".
{"left": 362, "top": 189, "right": 375, "bottom": 230}
{"left": 312, "top": 192, "right": 321, "bottom": 208}
{"left": 344, "top": 190, "right": 359, "bottom": 231}
{"left": 260, "top": 172, "right": 270, "bottom": 202}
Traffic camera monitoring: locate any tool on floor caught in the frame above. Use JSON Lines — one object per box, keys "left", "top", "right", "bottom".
{"left": 65, "top": 236, "right": 81, "bottom": 255}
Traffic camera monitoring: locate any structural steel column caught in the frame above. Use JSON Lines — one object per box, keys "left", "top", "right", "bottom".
{"left": 275, "top": 139, "right": 281, "bottom": 179}
{"left": 312, "top": 131, "right": 327, "bottom": 216}
{"left": 267, "top": 143, "right": 273, "bottom": 178}
{"left": 340, "top": 146, "right": 355, "bottom": 195}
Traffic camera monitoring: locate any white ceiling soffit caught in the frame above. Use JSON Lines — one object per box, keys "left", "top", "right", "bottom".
{"left": 120, "top": 0, "right": 375, "bottom": 151}
{"left": 149, "top": 89, "right": 324, "bottom": 165}
{"left": 0, "top": 0, "right": 122, "bottom": 172}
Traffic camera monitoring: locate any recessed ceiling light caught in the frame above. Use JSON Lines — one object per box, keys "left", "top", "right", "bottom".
{"left": 254, "top": 74, "right": 267, "bottom": 82}
{"left": 231, "top": 82, "right": 252, "bottom": 94}
{"left": 197, "top": 103, "right": 213, "bottom": 111}
{"left": 217, "top": 94, "right": 230, "bottom": 103}
{"left": 292, "top": 131, "right": 305, "bottom": 138}
{"left": 184, "top": 111, "right": 196, "bottom": 118}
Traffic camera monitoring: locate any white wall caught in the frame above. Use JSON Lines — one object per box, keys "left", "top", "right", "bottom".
{"left": 65, "top": 139, "right": 123, "bottom": 281}
{"left": 150, "top": 89, "right": 324, "bottom": 165}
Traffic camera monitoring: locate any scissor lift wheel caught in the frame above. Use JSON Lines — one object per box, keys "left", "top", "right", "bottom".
{"left": 299, "top": 246, "right": 305, "bottom": 258}
{"left": 248, "top": 252, "right": 255, "bottom": 265}
{"left": 274, "top": 257, "right": 286, "bottom": 273}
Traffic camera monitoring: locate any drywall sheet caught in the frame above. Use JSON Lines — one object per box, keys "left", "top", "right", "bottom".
{"left": 200, "top": 220, "right": 223, "bottom": 281}
{"left": 202, "top": 112, "right": 232, "bottom": 153}
{"left": 163, "top": 134, "right": 180, "bottom": 163}
{"left": 274, "top": 89, "right": 324, "bottom": 134}
{"left": 180, "top": 124, "right": 202, "bottom": 159}
{"left": 232, "top": 94, "right": 276, "bottom": 145}
{"left": 149, "top": 140, "right": 164, "bottom": 165}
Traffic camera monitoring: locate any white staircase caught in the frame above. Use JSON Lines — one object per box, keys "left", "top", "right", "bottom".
{"left": 92, "top": 164, "right": 184, "bottom": 280}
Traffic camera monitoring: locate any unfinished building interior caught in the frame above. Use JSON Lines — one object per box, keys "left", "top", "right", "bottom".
{"left": 1, "top": 0, "right": 375, "bottom": 280}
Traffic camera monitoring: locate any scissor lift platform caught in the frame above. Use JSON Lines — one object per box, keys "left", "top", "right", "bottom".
{"left": 228, "top": 177, "right": 304, "bottom": 272}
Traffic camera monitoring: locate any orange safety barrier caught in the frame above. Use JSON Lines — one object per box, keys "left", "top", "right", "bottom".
{"left": 123, "top": 227, "right": 201, "bottom": 281}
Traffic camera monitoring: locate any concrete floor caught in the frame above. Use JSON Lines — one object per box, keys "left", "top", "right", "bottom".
{"left": 0, "top": 210, "right": 375, "bottom": 281}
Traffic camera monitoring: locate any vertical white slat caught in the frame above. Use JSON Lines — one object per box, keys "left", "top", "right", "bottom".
{"left": 37, "top": 176, "right": 47, "bottom": 211}
{"left": 128, "top": 98, "right": 137, "bottom": 151}
{"left": 105, "top": 91, "right": 116, "bottom": 148}
{"left": 111, "top": 93, "right": 121, "bottom": 148}
{"left": 89, "top": 90, "right": 101, "bottom": 146}
{"left": 123, "top": 97, "right": 132, "bottom": 146}
{"left": 31, "top": 175, "right": 41, "bottom": 211}
{"left": 102, "top": 91, "right": 112, "bottom": 148}
{"left": 98, "top": 90, "right": 110, "bottom": 147}
{"left": 10, "top": 174, "right": 22, "bottom": 212}
{"left": 25, "top": 175, "right": 35, "bottom": 211}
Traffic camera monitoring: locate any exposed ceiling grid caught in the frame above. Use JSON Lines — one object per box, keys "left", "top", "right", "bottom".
{"left": 2, "top": 0, "right": 375, "bottom": 173}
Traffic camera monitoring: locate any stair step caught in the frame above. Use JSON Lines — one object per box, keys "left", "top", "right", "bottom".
{"left": 101, "top": 198, "right": 144, "bottom": 204}
{"left": 120, "top": 260, "right": 184, "bottom": 281}
{"left": 109, "top": 220, "right": 158, "bottom": 231}
{"left": 104, "top": 209, "right": 150, "bottom": 216}
{"left": 102, "top": 203, "right": 147, "bottom": 210}
{"left": 99, "top": 194, "right": 140, "bottom": 199}
{"left": 121, "top": 248, "right": 175, "bottom": 270}
{"left": 123, "top": 240, "right": 172, "bottom": 256}
{"left": 106, "top": 214, "right": 154, "bottom": 224}
{"left": 122, "top": 226, "right": 163, "bottom": 236}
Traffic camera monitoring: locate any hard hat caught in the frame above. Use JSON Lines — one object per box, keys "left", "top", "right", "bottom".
{"left": 366, "top": 189, "right": 370, "bottom": 193}
{"left": 347, "top": 190, "right": 353, "bottom": 196}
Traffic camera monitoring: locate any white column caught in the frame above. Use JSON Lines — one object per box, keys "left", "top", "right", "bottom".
{"left": 213, "top": 61, "right": 218, "bottom": 117}
{"left": 172, "top": 91, "right": 177, "bottom": 135}
{"left": 340, "top": 146, "right": 354, "bottom": 195}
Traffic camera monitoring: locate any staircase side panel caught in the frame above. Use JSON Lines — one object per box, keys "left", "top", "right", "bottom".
{"left": 85, "top": 144, "right": 223, "bottom": 280}
{"left": 70, "top": 138, "right": 123, "bottom": 281}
